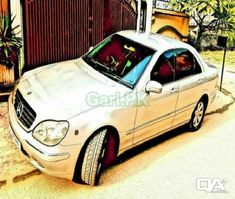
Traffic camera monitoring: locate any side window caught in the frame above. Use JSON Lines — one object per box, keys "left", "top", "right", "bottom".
{"left": 194, "top": 57, "right": 202, "bottom": 74}
{"left": 151, "top": 50, "right": 175, "bottom": 84}
{"left": 175, "top": 48, "right": 202, "bottom": 80}
{"left": 175, "top": 48, "right": 194, "bottom": 80}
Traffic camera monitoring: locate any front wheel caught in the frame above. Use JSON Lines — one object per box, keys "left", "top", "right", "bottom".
{"left": 81, "top": 129, "right": 108, "bottom": 186}
{"left": 189, "top": 100, "right": 206, "bottom": 131}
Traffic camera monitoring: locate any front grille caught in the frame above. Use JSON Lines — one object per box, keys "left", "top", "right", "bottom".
{"left": 14, "top": 90, "right": 36, "bottom": 129}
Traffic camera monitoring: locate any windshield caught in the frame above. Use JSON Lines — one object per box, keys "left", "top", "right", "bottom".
{"left": 83, "top": 34, "right": 155, "bottom": 88}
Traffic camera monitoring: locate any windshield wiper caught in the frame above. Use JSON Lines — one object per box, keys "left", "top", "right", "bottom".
{"left": 84, "top": 57, "right": 110, "bottom": 72}
{"left": 84, "top": 56, "right": 132, "bottom": 88}
{"left": 99, "top": 70, "right": 132, "bottom": 88}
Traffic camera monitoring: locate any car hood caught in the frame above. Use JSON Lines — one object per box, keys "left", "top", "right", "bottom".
{"left": 17, "top": 58, "right": 130, "bottom": 120}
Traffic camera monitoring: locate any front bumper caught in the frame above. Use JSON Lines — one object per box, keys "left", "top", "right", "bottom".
{"left": 8, "top": 94, "right": 83, "bottom": 180}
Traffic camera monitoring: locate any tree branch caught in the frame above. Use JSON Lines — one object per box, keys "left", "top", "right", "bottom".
{"left": 191, "top": 14, "right": 200, "bottom": 26}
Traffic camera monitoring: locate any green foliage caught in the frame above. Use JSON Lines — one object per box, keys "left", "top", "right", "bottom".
{"left": 170, "top": 0, "right": 235, "bottom": 49}
{"left": 170, "top": 0, "right": 216, "bottom": 16}
{"left": 0, "top": 14, "right": 22, "bottom": 69}
{"left": 214, "top": 1, "right": 235, "bottom": 46}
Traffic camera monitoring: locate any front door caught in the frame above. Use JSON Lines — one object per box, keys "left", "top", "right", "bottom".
{"left": 134, "top": 50, "right": 178, "bottom": 144}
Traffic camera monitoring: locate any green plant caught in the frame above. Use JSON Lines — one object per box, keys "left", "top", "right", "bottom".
{"left": 0, "top": 14, "right": 22, "bottom": 69}
{"left": 170, "top": 0, "right": 235, "bottom": 50}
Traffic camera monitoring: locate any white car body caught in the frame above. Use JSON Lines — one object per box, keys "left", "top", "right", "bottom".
{"left": 8, "top": 30, "right": 218, "bottom": 182}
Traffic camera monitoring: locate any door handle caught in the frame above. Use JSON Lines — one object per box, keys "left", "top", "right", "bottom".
{"left": 170, "top": 87, "right": 178, "bottom": 93}
{"left": 196, "top": 79, "right": 203, "bottom": 84}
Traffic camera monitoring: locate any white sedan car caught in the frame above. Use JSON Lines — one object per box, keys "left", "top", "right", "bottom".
{"left": 8, "top": 30, "right": 218, "bottom": 185}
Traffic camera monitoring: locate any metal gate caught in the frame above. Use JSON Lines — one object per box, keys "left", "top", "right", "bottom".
{"left": 22, "top": 0, "right": 92, "bottom": 70}
{"left": 22, "top": 0, "right": 136, "bottom": 71}
{"left": 104, "top": 0, "right": 136, "bottom": 37}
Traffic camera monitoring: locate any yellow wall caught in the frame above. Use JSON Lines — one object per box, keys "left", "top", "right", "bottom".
{"left": 0, "top": 0, "right": 8, "bottom": 15}
{"left": 151, "top": 9, "right": 189, "bottom": 42}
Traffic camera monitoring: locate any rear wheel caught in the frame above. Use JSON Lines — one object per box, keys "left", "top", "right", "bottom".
{"left": 189, "top": 100, "right": 206, "bottom": 131}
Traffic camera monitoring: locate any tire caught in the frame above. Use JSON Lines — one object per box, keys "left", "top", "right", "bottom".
{"left": 81, "top": 129, "right": 108, "bottom": 186}
{"left": 189, "top": 100, "right": 206, "bottom": 131}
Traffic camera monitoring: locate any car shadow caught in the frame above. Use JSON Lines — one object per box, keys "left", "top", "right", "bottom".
{"left": 99, "top": 122, "right": 205, "bottom": 185}
{"left": 116, "top": 125, "right": 189, "bottom": 164}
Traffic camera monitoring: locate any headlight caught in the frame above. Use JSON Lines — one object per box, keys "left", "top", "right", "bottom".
{"left": 32, "top": 120, "right": 69, "bottom": 146}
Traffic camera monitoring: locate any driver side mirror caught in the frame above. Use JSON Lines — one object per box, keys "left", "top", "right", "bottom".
{"left": 145, "top": 81, "right": 163, "bottom": 94}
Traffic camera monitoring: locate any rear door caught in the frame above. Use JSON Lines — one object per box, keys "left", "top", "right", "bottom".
{"left": 173, "top": 48, "right": 204, "bottom": 126}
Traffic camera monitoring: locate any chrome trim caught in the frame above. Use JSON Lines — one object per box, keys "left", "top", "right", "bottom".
{"left": 26, "top": 141, "right": 70, "bottom": 162}
{"left": 121, "top": 119, "right": 191, "bottom": 154}
{"left": 126, "top": 111, "right": 175, "bottom": 134}
{"left": 175, "top": 102, "right": 196, "bottom": 116}
{"left": 13, "top": 90, "right": 36, "bottom": 130}
{"left": 127, "top": 102, "right": 196, "bottom": 135}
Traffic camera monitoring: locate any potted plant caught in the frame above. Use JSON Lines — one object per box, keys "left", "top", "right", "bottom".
{"left": 0, "top": 14, "right": 22, "bottom": 88}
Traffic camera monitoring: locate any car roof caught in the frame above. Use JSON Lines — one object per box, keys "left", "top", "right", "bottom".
{"left": 117, "top": 30, "right": 193, "bottom": 52}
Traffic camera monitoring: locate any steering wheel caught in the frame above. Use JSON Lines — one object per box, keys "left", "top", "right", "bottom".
{"left": 106, "top": 56, "right": 118, "bottom": 66}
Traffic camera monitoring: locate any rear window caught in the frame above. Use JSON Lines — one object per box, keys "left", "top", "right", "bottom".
{"left": 175, "top": 48, "right": 202, "bottom": 80}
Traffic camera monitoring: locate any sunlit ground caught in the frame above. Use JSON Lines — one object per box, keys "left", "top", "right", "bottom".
{"left": 201, "top": 50, "right": 235, "bottom": 68}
